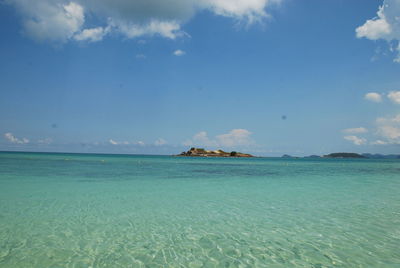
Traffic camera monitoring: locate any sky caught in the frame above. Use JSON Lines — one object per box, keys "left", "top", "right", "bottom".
{"left": 0, "top": 0, "right": 400, "bottom": 156}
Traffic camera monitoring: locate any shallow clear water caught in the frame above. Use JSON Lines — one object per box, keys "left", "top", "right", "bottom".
{"left": 0, "top": 152, "right": 399, "bottom": 267}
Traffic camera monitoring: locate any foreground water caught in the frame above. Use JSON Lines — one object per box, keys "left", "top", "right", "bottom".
{"left": 0, "top": 152, "right": 399, "bottom": 267}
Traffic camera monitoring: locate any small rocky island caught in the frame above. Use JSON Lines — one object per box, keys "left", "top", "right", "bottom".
{"left": 177, "top": 148, "right": 254, "bottom": 157}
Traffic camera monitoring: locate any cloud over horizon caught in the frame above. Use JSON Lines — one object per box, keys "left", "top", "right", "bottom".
{"left": 109, "top": 139, "right": 150, "bottom": 146}
{"left": 341, "top": 111, "right": 400, "bottom": 147}
{"left": 376, "top": 114, "right": 400, "bottom": 143}
{"left": 344, "top": 135, "right": 367, "bottom": 146}
{"left": 6, "top": 0, "right": 281, "bottom": 44}
{"left": 154, "top": 138, "right": 167, "bottom": 146}
{"left": 4, "top": 132, "right": 29, "bottom": 144}
{"left": 184, "top": 129, "right": 254, "bottom": 148}
{"left": 342, "top": 127, "right": 368, "bottom": 134}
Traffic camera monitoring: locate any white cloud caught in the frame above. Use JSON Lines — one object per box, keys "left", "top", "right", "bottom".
{"left": 74, "top": 26, "right": 108, "bottom": 42}
{"left": 38, "top": 138, "right": 53, "bottom": 145}
{"left": 375, "top": 114, "right": 400, "bottom": 143}
{"left": 136, "top": 141, "right": 145, "bottom": 146}
{"left": 364, "top": 92, "right": 382, "bottom": 103}
{"left": 109, "top": 19, "right": 184, "bottom": 39}
{"left": 356, "top": 5, "right": 391, "bottom": 40}
{"left": 342, "top": 127, "right": 368, "bottom": 134}
{"left": 376, "top": 114, "right": 400, "bottom": 124}
{"left": 183, "top": 131, "right": 217, "bottom": 147}
{"left": 201, "top": 0, "right": 277, "bottom": 24}
{"left": 6, "top": 0, "right": 281, "bottom": 43}
{"left": 216, "top": 129, "right": 253, "bottom": 147}
{"left": 394, "top": 43, "right": 400, "bottom": 62}
{"left": 4, "top": 132, "right": 29, "bottom": 144}
{"left": 371, "top": 139, "right": 388, "bottom": 145}
{"left": 388, "top": 91, "right": 400, "bottom": 104}
{"left": 154, "top": 138, "right": 167, "bottom": 146}
{"left": 109, "top": 139, "right": 130, "bottom": 145}
{"left": 184, "top": 129, "right": 254, "bottom": 148}
{"left": 7, "top": 1, "right": 85, "bottom": 43}
{"left": 109, "top": 139, "right": 149, "bottom": 146}
{"left": 109, "top": 139, "right": 119, "bottom": 145}
{"left": 356, "top": 0, "right": 400, "bottom": 62}
{"left": 378, "top": 125, "right": 400, "bottom": 140}
{"left": 173, "top": 49, "right": 186, "bottom": 56}
{"left": 343, "top": 135, "right": 367, "bottom": 146}
{"left": 348, "top": 113, "right": 400, "bottom": 146}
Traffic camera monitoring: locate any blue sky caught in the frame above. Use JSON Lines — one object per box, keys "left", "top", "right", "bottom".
{"left": 1, "top": 0, "right": 400, "bottom": 156}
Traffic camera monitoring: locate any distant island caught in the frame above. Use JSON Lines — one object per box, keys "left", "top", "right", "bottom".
{"left": 361, "top": 153, "right": 400, "bottom": 159}
{"left": 323, "top": 153, "right": 366, "bottom": 158}
{"left": 177, "top": 148, "right": 254, "bottom": 157}
{"left": 281, "top": 152, "right": 375, "bottom": 159}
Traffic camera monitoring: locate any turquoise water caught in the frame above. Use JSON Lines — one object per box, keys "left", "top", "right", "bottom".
{"left": 0, "top": 152, "right": 399, "bottom": 267}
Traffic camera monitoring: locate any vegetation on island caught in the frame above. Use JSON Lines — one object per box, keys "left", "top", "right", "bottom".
{"left": 177, "top": 148, "right": 253, "bottom": 157}
{"left": 323, "top": 153, "right": 366, "bottom": 158}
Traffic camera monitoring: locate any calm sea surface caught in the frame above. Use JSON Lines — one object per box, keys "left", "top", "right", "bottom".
{"left": 0, "top": 152, "right": 399, "bottom": 267}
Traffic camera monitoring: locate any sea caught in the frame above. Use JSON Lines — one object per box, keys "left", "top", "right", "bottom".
{"left": 0, "top": 152, "right": 399, "bottom": 267}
